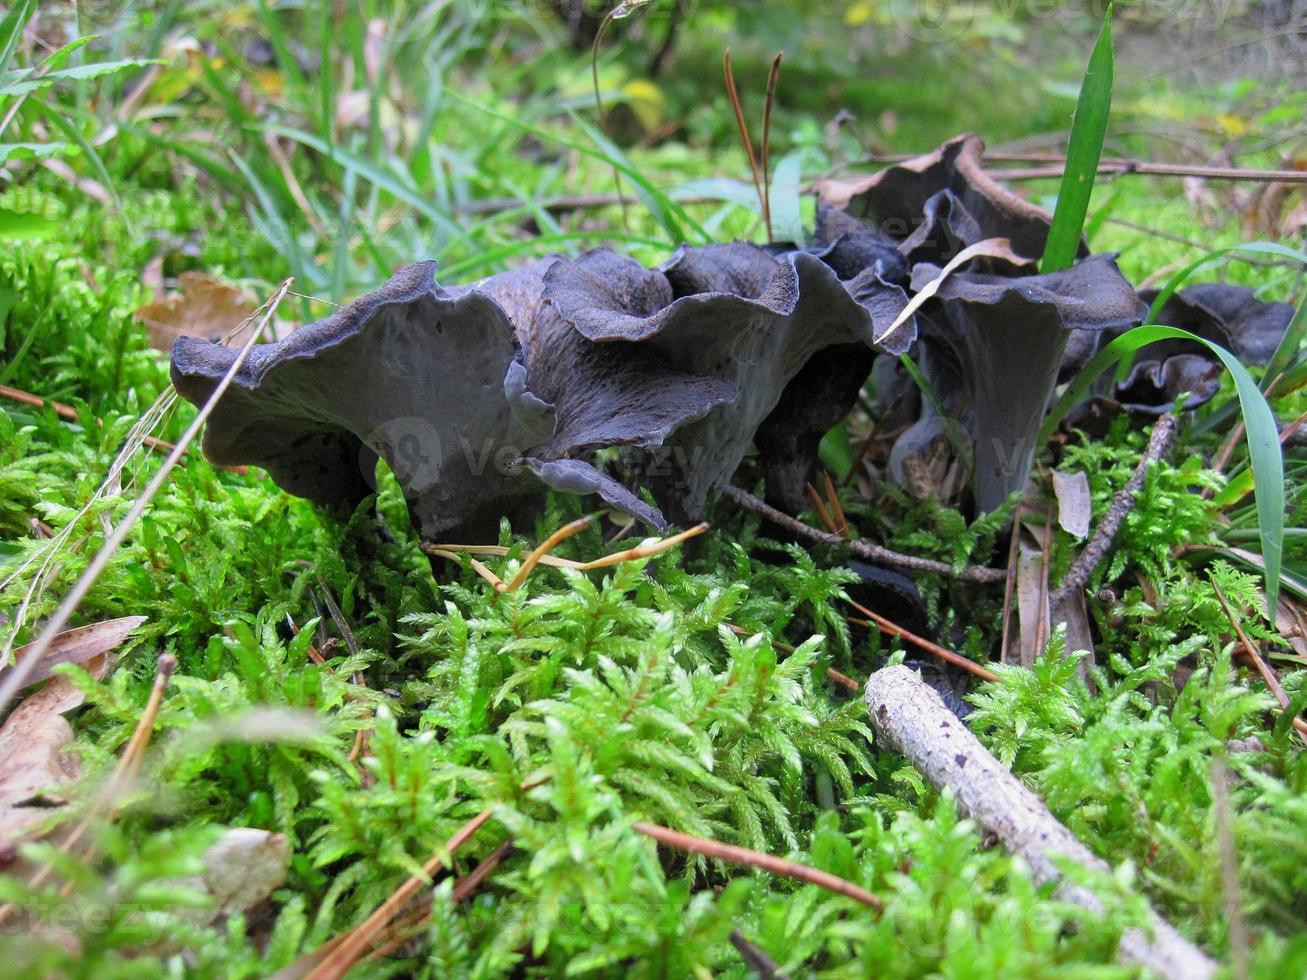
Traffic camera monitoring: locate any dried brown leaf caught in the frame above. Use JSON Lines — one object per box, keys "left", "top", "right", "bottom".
{"left": 135, "top": 273, "right": 259, "bottom": 351}
{"left": 2, "top": 615, "right": 143, "bottom": 691}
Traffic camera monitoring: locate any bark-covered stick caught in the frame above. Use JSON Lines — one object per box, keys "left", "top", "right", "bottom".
{"left": 864, "top": 665, "right": 1217, "bottom": 980}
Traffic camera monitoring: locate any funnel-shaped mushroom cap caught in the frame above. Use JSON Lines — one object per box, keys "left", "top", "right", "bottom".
{"left": 1060, "top": 282, "right": 1294, "bottom": 435}
{"left": 542, "top": 246, "right": 914, "bottom": 521}
{"left": 1141, "top": 283, "right": 1294, "bottom": 365}
{"left": 1065, "top": 353, "right": 1223, "bottom": 438}
{"left": 172, "top": 241, "right": 915, "bottom": 540}
{"left": 171, "top": 261, "right": 568, "bottom": 540}
{"left": 817, "top": 134, "right": 1067, "bottom": 265}
{"left": 909, "top": 253, "right": 1148, "bottom": 511}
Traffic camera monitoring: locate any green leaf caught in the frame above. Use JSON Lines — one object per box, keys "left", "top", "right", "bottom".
{"left": 0, "top": 207, "right": 57, "bottom": 239}
{"left": 0, "top": 142, "right": 69, "bottom": 165}
{"left": 767, "top": 151, "right": 805, "bottom": 245}
{"left": 0, "top": 58, "right": 160, "bottom": 97}
{"left": 1263, "top": 293, "right": 1307, "bottom": 392}
{"left": 1040, "top": 5, "right": 1113, "bottom": 274}
{"left": 1042, "top": 325, "right": 1284, "bottom": 612}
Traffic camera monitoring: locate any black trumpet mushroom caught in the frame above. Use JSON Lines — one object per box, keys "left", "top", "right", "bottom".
{"left": 171, "top": 244, "right": 915, "bottom": 542}
{"left": 907, "top": 253, "right": 1149, "bottom": 512}
{"left": 1064, "top": 283, "right": 1295, "bottom": 436}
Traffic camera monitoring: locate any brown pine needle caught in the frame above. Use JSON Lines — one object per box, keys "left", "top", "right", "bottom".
{"left": 504, "top": 516, "right": 595, "bottom": 591}
{"left": 759, "top": 52, "right": 782, "bottom": 241}
{"left": 821, "top": 471, "right": 848, "bottom": 537}
{"left": 362, "top": 837, "right": 515, "bottom": 963}
{"left": 633, "top": 820, "right": 884, "bottom": 911}
{"left": 847, "top": 598, "right": 999, "bottom": 683}
{"left": 430, "top": 521, "right": 709, "bottom": 592}
{"left": 723, "top": 49, "right": 765, "bottom": 224}
{"left": 1211, "top": 581, "right": 1307, "bottom": 745}
{"left": 805, "top": 482, "right": 838, "bottom": 534}
{"left": 825, "top": 666, "right": 860, "bottom": 692}
{"left": 305, "top": 809, "right": 494, "bottom": 980}
{"left": 0, "top": 383, "right": 184, "bottom": 459}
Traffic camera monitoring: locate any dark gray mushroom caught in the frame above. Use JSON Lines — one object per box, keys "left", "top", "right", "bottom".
{"left": 541, "top": 245, "right": 914, "bottom": 522}
{"left": 1064, "top": 354, "right": 1223, "bottom": 439}
{"left": 752, "top": 212, "right": 909, "bottom": 512}
{"left": 1140, "top": 283, "right": 1294, "bottom": 365}
{"left": 902, "top": 253, "right": 1149, "bottom": 512}
{"left": 816, "top": 134, "right": 1071, "bottom": 265}
{"left": 172, "top": 243, "right": 914, "bottom": 541}
{"left": 171, "top": 261, "right": 556, "bottom": 541}
{"left": 1060, "top": 282, "right": 1295, "bottom": 434}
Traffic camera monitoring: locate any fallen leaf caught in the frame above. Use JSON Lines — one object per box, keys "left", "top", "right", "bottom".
{"left": 135, "top": 272, "right": 258, "bottom": 351}
{"left": 0, "top": 711, "right": 78, "bottom": 807}
{"left": 1052, "top": 470, "right": 1092, "bottom": 539}
{"left": 2, "top": 615, "right": 144, "bottom": 691}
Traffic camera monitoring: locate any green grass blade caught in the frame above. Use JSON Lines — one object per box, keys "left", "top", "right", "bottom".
{"left": 267, "top": 124, "right": 462, "bottom": 238}
{"left": 1040, "top": 5, "right": 1113, "bottom": 274}
{"left": 1265, "top": 294, "right": 1307, "bottom": 392}
{"left": 1041, "top": 325, "right": 1284, "bottom": 612}
{"left": 1145, "top": 241, "right": 1307, "bottom": 324}
{"left": 0, "top": 0, "right": 36, "bottom": 78}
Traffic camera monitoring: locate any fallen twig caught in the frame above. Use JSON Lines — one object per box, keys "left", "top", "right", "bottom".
{"left": 864, "top": 665, "right": 1218, "bottom": 979}
{"left": 722, "top": 485, "right": 1005, "bottom": 584}
{"left": 632, "top": 820, "right": 884, "bottom": 911}
{"left": 861, "top": 151, "right": 1307, "bottom": 184}
{"left": 1051, "top": 413, "right": 1178, "bottom": 605}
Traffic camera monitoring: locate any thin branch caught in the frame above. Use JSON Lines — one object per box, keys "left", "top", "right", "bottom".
{"left": 1051, "top": 413, "right": 1178, "bottom": 605}
{"left": 722, "top": 485, "right": 1006, "bottom": 584}
{"left": 633, "top": 820, "right": 884, "bottom": 911}
{"left": 865, "top": 665, "right": 1218, "bottom": 980}
{"left": 861, "top": 152, "right": 1307, "bottom": 184}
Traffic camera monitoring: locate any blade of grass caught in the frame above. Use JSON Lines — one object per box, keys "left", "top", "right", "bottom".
{"left": 1040, "top": 5, "right": 1113, "bottom": 274}
{"left": 1263, "top": 294, "right": 1307, "bottom": 391}
{"left": 1145, "top": 242, "right": 1307, "bottom": 324}
{"left": 1041, "top": 325, "right": 1284, "bottom": 612}
{"left": 268, "top": 124, "right": 462, "bottom": 238}
{"left": 0, "top": 0, "right": 36, "bottom": 77}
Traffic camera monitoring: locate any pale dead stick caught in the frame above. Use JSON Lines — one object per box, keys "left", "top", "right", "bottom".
{"left": 865, "top": 665, "right": 1217, "bottom": 980}
{"left": 0, "top": 279, "right": 292, "bottom": 716}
